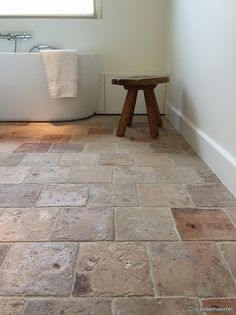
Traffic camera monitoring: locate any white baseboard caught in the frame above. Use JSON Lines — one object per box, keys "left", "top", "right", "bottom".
{"left": 166, "top": 103, "right": 236, "bottom": 196}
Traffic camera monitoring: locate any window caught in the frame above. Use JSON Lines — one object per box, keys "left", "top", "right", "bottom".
{"left": 0, "top": 0, "right": 101, "bottom": 18}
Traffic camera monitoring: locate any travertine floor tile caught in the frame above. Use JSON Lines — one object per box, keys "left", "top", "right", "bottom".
{"left": 137, "top": 184, "right": 192, "bottom": 207}
{"left": 0, "top": 153, "right": 25, "bottom": 166}
{"left": 0, "top": 142, "right": 22, "bottom": 153}
{"left": 225, "top": 208, "right": 236, "bottom": 227}
{"left": 0, "top": 244, "right": 11, "bottom": 267}
{"left": 24, "top": 299, "right": 111, "bottom": 315}
{"left": 73, "top": 242, "right": 153, "bottom": 296}
{"left": 88, "top": 128, "right": 113, "bottom": 135}
{"left": 149, "top": 242, "right": 236, "bottom": 297}
{"left": 113, "top": 298, "right": 201, "bottom": 315}
{"left": 133, "top": 153, "right": 172, "bottom": 166}
{"left": 113, "top": 166, "right": 155, "bottom": 183}
{"left": 116, "top": 207, "right": 179, "bottom": 240}
{"left": 0, "top": 184, "right": 42, "bottom": 207}
{"left": 0, "top": 243, "right": 78, "bottom": 296}
{"left": 149, "top": 143, "right": 192, "bottom": 153}
{"left": 36, "top": 184, "right": 89, "bottom": 207}
{"left": 97, "top": 153, "right": 134, "bottom": 166}
{"left": 0, "top": 208, "right": 59, "bottom": 241}
{"left": 186, "top": 184, "right": 236, "bottom": 207}
{"left": 154, "top": 166, "right": 216, "bottom": 184}
{"left": 49, "top": 143, "right": 84, "bottom": 153}
{"left": 69, "top": 166, "right": 112, "bottom": 183}
{"left": 172, "top": 208, "right": 236, "bottom": 240}
{"left": 83, "top": 143, "right": 116, "bottom": 153}
{"left": 0, "top": 166, "right": 29, "bottom": 184}
{"left": 88, "top": 183, "right": 138, "bottom": 206}
{"left": 58, "top": 153, "right": 97, "bottom": 166}
{"left": 14, "top": 143, "right": 51, "bottom": 153}
{"left": 0, "top": 299, "right": 25, "bottom": 315}
{"left": 52, "top": 207, "right": 114, "bottom": 241}
{"left": 202, "top": 299, "right": 236, "bottom": 315}
{"left": 169, "top": 152, "right": 209, "bottom": 169}
{"left": 24, "top": 166, "right": 71, "bottom": 183}
{"left": 117, "top": 143, "right": 149, "bottom": 154}
{"left": 20, "top": 153, "right": 61, "bottom": 166}
{"left": 41, "top": 134, "right": 71, "bottom": 142}
{"left": 217, "top": 243, "right": 236, "bottom": 280}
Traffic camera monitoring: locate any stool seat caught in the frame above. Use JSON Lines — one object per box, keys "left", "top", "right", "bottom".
{"left": 112, "top": 75, "right": 169, "bottom": 138}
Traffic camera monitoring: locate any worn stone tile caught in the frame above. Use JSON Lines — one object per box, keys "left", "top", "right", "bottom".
{"left": 202, "top": 299, "right": 236, "bottom": 315}
{"left": 0, "top": 184, "right": 42, "bottom": 207}
{"left": 155, "top": 166, "right": 204, "bottom": 184}
{"left": 36, "top": 184, "right": 88, "bottom": 207}
{"left": 0, "top": 142, "right": 23, "bottom": 153}
{"left": 159, "top": 133, "right": 189, "bottom": 144}
{"left": 113, "top": 298, "right": 201, "bottom": 315}
{"left": 172, "top": 208, "right": 236, "bottom": 241}
{"left": 20, "top": 153, "right": 61, "bottom": 166}
{"left": 97, "top": 154, "right": 134, "bottom": 166}
{"left": 186, "top": 184, "right": 236, "bottom": 207}
{"left": 100, "top": 134, "right": 131, "bottom": 144}
{"left": 24, "top": 299, "right": 111, "bottom": 315}
{"left": 14, "top": 143, "right": 51, "bottom": 153}
{"left": 89, "top": 184, "right": 138, "bottom": 207}
{"left": 133, "top": 153, "right": 172, "bottom": 166}
{"left": 116, "top": 207, "right": 178, "bottom": 241}
{"left": 217, "top": 243, "right": 236, "bottom": 280}
{"left": 52, "top": 207, "right": 113, "bottom": 241}
{"left": 58, "top": 153, "right": 97, "bottom": 166}
{"left": 0, "top": 243, "right": 78, "bottom": 296}
{"left": 41, "top": 134, "right": 71, "bottom": 142}
{"left": 116, "top": 143, "right": 149, "bottom": 154}
{"left": 149, "top": 242, "right": 236, "bottom": 297}
{"left": 0, "top": 244, "right": 11, "bottom": 267}
{"left": 88, "top": 128, "right": 113, "bottom": 135}
{"left": 24, "top": 166, "right": 71, "bottom": 183}
{"left": 49, "top": 143, "right": 84, "bottom": 153}
{"left": 149, "top": 143, "right": 192, "bottom": 153}
{"left": 69, "top": 166, "right": 112, "bottom": 183}
{"left": 60, "top": 126, "right": 89, "bottom": 136}
{"left": 0, "top": 166, "right": 29, "bottom": 184}
{"left": 0, "top": 153, "right": 25, "bottom": 166}
{"left": 0, "top": 299, "right": 25, "bottom": 315}
{"left": 70, "top": 134, "right": 101, "bottom": 143}
{"left": 73, "top": 242, "right": 153, "bottom": 297}
{"left": 0, "top": 208, "right": 59, "bottom": 241}
{"left": 137, "top": 184, "right": 192, "bottom": 207}
{"left": 225, "top": 208, "right": 236, "bottom": 227}
{"left": 170, "top": 152, "right": 209, "bottom": 169}
{"left": 83, "top": 143, "right": 116, "bottom": 153}
{"left": 113, "top": 166, "right": 155, "bottom": 183}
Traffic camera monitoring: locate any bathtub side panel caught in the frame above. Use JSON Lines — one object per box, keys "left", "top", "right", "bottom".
{"left": 0, "top": 53, "right": 101, "bottom": 121}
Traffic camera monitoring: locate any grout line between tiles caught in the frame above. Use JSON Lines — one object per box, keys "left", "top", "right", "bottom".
{"left": 215, "top": 243, "right": 236, "bottom": 286}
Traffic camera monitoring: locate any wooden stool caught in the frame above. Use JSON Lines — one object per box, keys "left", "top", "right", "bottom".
{"left": 112, "top": 76, "right": 169, "bottom": 138}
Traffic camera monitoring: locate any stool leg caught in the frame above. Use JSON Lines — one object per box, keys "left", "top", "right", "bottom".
{"left": 144, "top": 90, "right": 159, "bottom": 138}
{"left": 127, "top": 90, "right": 138, "bottom": 127}
{"left": 149, "top": 90, "right": 163, "bottom": 127}
{"left": 117, "top": 89, "right": 138, "bottom": 137}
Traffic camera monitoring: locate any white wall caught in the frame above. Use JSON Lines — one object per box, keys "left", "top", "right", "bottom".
{"left": 167, "top": 0, "right": 236, "bottom": 195}
{"left": 0, "top": 0, "right": 169, "bottom": 73}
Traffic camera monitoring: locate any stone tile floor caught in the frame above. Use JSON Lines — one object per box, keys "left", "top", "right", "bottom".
{"left": 0, "top": 115, "right": 235, "bottom": 315}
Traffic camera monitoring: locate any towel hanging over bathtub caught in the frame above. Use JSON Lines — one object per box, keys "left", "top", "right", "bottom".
{"left": 41, "top": 49, "right": 78, "bottom": 98}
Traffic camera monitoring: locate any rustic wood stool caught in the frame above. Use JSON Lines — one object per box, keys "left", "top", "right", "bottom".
{"left": 112, "top": 76, "right": 169, "bottom": 138}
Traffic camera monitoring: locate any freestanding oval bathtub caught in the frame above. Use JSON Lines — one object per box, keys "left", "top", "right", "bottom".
{"left": 0, "top": 53, "right": 101, "bottom": 121}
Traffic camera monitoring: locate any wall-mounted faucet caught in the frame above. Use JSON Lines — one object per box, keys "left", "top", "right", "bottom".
{"left": 0, "top": 33, "right": 31, "bottom": 52}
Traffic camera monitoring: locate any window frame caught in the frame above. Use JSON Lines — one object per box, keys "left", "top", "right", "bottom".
{"left": 0, "top": 0, "right": 102, "bottom": 19}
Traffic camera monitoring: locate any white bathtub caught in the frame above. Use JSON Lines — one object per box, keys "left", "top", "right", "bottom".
{"left": 0, "top": 53, "right": 101, "bottom": 121}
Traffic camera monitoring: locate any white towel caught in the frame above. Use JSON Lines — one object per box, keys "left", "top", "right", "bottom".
{"left": 41, "top": 49, "right": 78, "bottom": 98}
